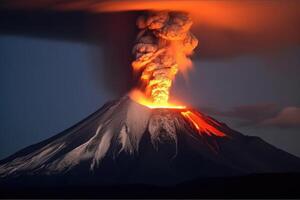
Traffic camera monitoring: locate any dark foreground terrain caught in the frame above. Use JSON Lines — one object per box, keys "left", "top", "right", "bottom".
{"left": 1, "top": 173, "right": 299, "bottom": 198}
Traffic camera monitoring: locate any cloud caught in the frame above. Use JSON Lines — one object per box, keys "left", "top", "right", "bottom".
{"left": 2, "top": 1, "right": 300, "bottom": 60}
{"left": 1, "top": 1, "right": 300, "bottom": 96}
{"left": 202, "top": 103, "right": 279, "bottom": 122}
{"left": 262, "top": 107, "right": 300, "bottom": 128}
{"left": 96, "top": 0, "right": 300, "bottom": 58}
{"left": 202, "top": 104, "right": 300, "bottom": 129}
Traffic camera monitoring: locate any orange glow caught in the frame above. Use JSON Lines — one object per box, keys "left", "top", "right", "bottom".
{"left": 94, "top": 1, "right": 300, "bottom": 34}
{"left": 170, "top": 41, "right": 193, "bottom": 78}
{"left": 129, "top": 89, "right": 186, "bottom": 109}
{"left": 181, "top": 110, "right": 226, "bottom": 137}
{"left": 130, "top": 90, "right": 226, "bottom": 137}
{"left": 131, "top": 11, "right": 198, "bottom": 107}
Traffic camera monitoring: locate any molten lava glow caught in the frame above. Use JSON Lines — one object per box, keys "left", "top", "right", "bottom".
{"left": 130, "top": 90, "right": 226, "bottom": 137}
{"left": 131, "top": 11, "right": 198, "bottom": 106}
{"left": 181, "top": 111, "right": 226, "bottom": 137}
{"left": 129, "top": 89, "right": 186, "bottom": 109}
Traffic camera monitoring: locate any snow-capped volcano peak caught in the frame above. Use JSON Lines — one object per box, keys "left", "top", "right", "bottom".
{"left": 0, "top": 96, "right": 300, "bottom": 186}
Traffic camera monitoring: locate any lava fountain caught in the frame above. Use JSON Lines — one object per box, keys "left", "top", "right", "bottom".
{"left": 129, "top": 10, "right": 225, "bottom": 137}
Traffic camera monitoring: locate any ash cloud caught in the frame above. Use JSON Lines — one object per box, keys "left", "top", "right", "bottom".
{"left": 131, "top": 11, "right": 198, "bottom": 104}
{"left": 1, "top": 1, "right": 300, "bottom": 96}
{"left": 96, "top": 0, "right": 300, "bottom": 59}
{"left": 2, "top": 0, "right": 300, "bottom": 60}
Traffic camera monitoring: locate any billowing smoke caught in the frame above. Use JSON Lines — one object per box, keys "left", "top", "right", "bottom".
{"left": 2, "top": 1, "right": 300, "bottom": 99}
{"left": 131, "top": 11, "right": 198, "bottom": 105}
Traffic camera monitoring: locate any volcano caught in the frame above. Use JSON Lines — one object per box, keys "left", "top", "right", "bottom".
{"left": 1, "top": 96, "right": 300, "bottom": 198}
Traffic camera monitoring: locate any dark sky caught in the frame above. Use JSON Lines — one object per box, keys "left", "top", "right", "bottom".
{"left": 0, "top": 7, "right": 300, "bottom": 159}
{"left": 1, "top": 35, "right": 300, "bottom": 159}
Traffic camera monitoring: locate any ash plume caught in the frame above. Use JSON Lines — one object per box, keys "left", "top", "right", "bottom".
{"left": 132, "top": 11, "right": 198, "bottom": 105}
{"left": 1, "top": 3, "right": 300, "bottom": 98}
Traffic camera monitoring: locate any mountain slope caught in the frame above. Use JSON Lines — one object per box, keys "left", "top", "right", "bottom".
{"left": 0, "top": 96, "right": 300, "bottom": 186}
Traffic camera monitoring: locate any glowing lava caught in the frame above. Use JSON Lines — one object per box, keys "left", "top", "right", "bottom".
{"left": 129, "top": 89, "right": 186, "bottom": 109}
{"left": 181, "top": 110, "right": 226, "bottom": 137}
{"left": 129, "top": 89, "right": 226, "bottom": 137}
{"left": 131, "top": 11, "right": 198, "bottom": 106}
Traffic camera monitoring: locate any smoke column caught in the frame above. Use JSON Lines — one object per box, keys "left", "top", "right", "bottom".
{"left": 131, "top": 11, "right": 198, "bottom": 106}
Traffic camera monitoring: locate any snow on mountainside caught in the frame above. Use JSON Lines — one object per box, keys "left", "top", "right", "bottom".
{"left": 0, "top": 96, "right": 300, "bottom": 186}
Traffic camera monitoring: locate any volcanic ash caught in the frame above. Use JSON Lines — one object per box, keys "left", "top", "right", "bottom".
{"left": 132, "top": 11, "right": 198, "bottom": 105}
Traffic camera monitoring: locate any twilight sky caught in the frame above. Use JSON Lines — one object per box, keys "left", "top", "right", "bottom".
{"left": 0, "top": 6, "right": 300, "bottom": 159}
{"left": 1, "top": 35, "right": 299, "bottom": 159}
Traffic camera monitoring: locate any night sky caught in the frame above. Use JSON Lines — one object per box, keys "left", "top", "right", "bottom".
{"left": 1, "top": 3, "right": 300, "bottom": 159}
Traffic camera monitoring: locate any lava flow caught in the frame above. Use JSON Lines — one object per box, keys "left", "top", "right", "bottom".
{"left": 181, "top": 111, "right": 226, "bottom": 137}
